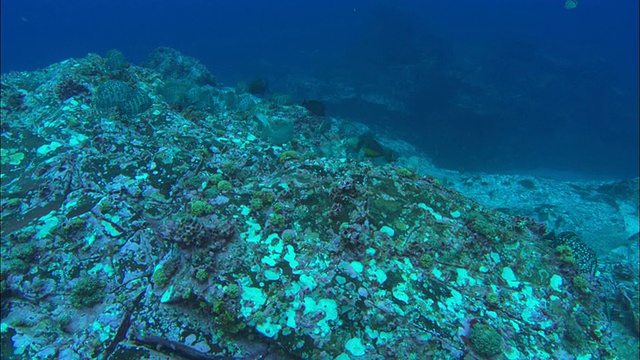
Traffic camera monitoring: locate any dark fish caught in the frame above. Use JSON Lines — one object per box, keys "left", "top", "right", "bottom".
{"left": 302, "top": 99, "right": 326, "bottom": 116}
{"left": 248, "top": 78, "right": 269, "bottom": 95}
{"left": 357, "top": 132, "right": 386, "bottom": 158}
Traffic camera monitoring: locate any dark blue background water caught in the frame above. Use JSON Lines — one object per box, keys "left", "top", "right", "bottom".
{"left": 2, "top": 0, "right": 638, "bottom": 179}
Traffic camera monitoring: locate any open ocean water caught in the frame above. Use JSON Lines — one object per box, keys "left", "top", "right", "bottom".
{"left": 1, "top": 1, "right": 638, "bottom": 359}
{"left": 2, "top": 0, "right": 638, "bottom": 179}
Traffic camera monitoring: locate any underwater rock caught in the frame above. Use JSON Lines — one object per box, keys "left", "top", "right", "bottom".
{"left": 55, "top": 78, "right": 90, "bottom": 101}
{"left": 0, "top": 53, "right": 623, "bottom": 359}
{"left": 144, "top": 46, "right": 216, "bottom": 86}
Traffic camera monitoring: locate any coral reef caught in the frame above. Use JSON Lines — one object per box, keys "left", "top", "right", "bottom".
{"left": 93, "top": 79, "right": 151, "bottom": 115}
{"left": 55, "top": 78, "right": 90, "bottom": 101}
{"left": 104, "top": 49, "right": 129, "bottom": 72}
{"left": 143, "top": 47, "right": 216, "bottom": 86}
{"left": 0, "top": 48, "right": 635, "bottom": 359}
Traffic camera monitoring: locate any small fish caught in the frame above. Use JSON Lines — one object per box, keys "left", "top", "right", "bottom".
{"left": 564, "top": 0, "right": 578, "bottom": 10}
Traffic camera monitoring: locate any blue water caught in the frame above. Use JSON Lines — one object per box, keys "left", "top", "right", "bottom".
{"left": 2, "top": 0, "right": 638, "bottom": 179}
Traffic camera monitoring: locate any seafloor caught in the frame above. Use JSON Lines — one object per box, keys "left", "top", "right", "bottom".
{"left": 1, "top": 48, "right": 638, "bottom": 359}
